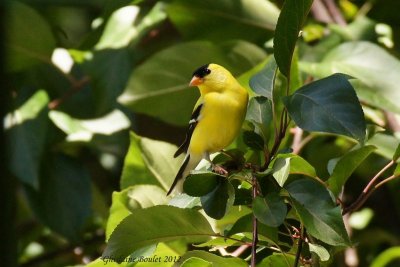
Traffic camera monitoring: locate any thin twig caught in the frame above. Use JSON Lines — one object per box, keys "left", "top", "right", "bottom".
{"left": 251, "top": 175, "right": 259, "bottom": 267}
{"left": 294, "top": 226, "right": 304, "bottom": 267}
{"left": 311, "top": 0, "right": 334, "bottom": 24}
{"left": 231, "top": 245, "right": 250, "bottom": 257}
{"left": 48, "top": 76, "right": 91, "bottom": 109}
{"left": 323, "top": 0, "right": 347, "bottom": 26}
{"left": 343, "top": 160, "right": 396, "bottom": 215}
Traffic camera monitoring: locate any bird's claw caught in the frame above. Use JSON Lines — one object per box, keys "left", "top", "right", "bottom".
{"left": 213, "top": 165, "right": 228, "bottom": 176}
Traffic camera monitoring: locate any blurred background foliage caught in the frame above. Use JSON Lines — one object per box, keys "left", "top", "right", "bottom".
{"left": 2, "top": 0, "right": 400, "bottom": 266}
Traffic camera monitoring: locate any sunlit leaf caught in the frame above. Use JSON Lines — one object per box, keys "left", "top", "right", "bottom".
{"left": 327, "top": 145, "right": 376, "bottom": 196}
{"left": 257, "top": 253, "right": 295, "bottom": 267}
{"left": 103, "top": 206, "right": 215, "bottom": 262}
{"left": 309, "top": 243, "right": 330, "bottom": 262}
{"left": 178, "top": 251, "right": 247, "bottom": 267}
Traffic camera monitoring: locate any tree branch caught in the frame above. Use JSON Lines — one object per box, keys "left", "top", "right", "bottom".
{"left": 251, "top": 174, "right": 259, "bottom": 267}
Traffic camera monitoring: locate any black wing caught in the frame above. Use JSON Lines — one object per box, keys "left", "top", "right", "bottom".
{"left": 174, "top": 103, "right": 203, "bottom": 158}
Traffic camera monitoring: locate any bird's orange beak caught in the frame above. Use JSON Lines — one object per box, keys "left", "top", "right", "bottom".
{"left": 189, "top": 76, "right": 203, "bottom": 86}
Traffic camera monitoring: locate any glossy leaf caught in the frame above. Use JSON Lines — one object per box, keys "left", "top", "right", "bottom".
{"left": 286, "top": 179, "right": 351, "bottom": 246}
{"left": 5, "top": 90, "right": 49, "bottom": 189}
{"left": 253, "top": 193, "right": 287, "bottom": 227}
{"left": 249, "top": 56, "right": 277, "bottom": 99}
{"left": 24, "top": 155, "right": 92, "bottom": 242}
{"left": 103, "top": 206, "right": 215, "bottom": 262}
{"left": 178, "top": 251, "right": 247, "bottom": 267}
{"left": 327, "top": 145, "right": 376, "bottom": 196}
{"left": 167, "top": 0, "right": 279, "bottom": 42}
{"left": 183, "top": 171, "right": 223, "bottom": 197}
{"left": 6, "top": 1, "right": 56, "bottom": 71}
{"left": 245, "top": 96, "right": 273, "bottom": 140}
{"left": 273, "top": 0, "right": 313, "bottom": 77}
{"left": 283, "top": 73, "right": 366, "bottom": 142}
{"left": 201, "top": 180, "right": 235, "bottom": 219}
{"left": 300, "top": 41, "right": 400, "bottom": 114}
{"left": 118, "top": 41, "right": 266, "bottom": 125}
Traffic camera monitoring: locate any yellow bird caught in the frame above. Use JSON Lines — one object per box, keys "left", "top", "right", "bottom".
{"left": 167, "top": 63, "right": 249, "bottom": 195}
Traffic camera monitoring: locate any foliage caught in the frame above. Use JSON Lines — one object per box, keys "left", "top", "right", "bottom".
{"left": 4, "top": 0, "right": 400, "bottom": 267}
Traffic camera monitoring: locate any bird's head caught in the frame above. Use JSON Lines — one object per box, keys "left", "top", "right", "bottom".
{"left": 189, "top": 63, "right": 234, "bottom": 92}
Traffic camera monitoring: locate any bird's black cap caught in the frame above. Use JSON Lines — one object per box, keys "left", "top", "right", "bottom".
{"left": 192, "top": 64, "right": 211, "bottom": 78}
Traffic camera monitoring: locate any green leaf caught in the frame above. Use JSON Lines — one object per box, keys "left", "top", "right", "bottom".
{"left": 96, "top": 3, "right": 166, "bottom": 49}
{"left": 283, "top": 73, "right": 366, "bottom": 142}
{"left": 273, "top": 0, "right": 313, "bottom": 77}
{"left": 120, "top": 132, "right": 183, "bottom": 191}
{"left": 327, "top": 145, "right": 376, "bottom": 196}
{"left": 82, "top": 49, "right": 131, "bottom": 115}
{"left": 245, "top": 96, "right": 273, "bottom": 140}
{"left": 200, "top": 180, "right": 235, "bottom": 219}
{"left": 286, "top": 179, "right": 351, "bottom": 246}
{"left": 309, "top": 243, "right": 330, "bottom": 262}
{"left": 393, "top": 143, "right": 400, "bottom": 161}
{"left": 24, "top": 154, "right": 92, "bottom": 242}
{"left": 300, "top": 41, "right": 400, "bottom": 114}
{"left": 228, "top": 214, "right": 278, "bottom": 243}
{"left": 49, "top": 109, "right": 130, "bottom": 142}
{"left": 257, "top": 253, "right": 295, "bottom": 267}
{"left": 167, "top": 0, "right": 279, "bottom": 42}
{"left": 367, "top": 133, "right": 400, "bottom": 160}
{"left": 243, "top": 131, "right": 265, "bottom": 150}
{"left": 370, "top": 246, "right": 400, "bottom": 267}
{"left": 271, "top": 154, "right": 317, "bottom": 186}
{"left": 249, "top": 56, "right": 277, "bottom": 99}
{"left": 6, "top": 1, "right": 56, "bottom": 71}
{"left": 181, "top": 257, "right": 212, "bottom": 267}
{"left": 169, "top": 194, "right": 201, "bottom": 209}
{"left": 106, "top": 185, "right": 168, "bottom": 240}
{"left": 183, "top": 171, "right": 222, "bottom": 197}
{"left": 5, "top": 90, "right": 49, "bottom": 189}
{"left": 178, "top": 251, "right": 247, "bottom": 267}
{"left": 253, "top": 193, "right": 287, "bottom": 227}
{"left": 272, "top": 157, "right": 291, "bottom": 187}
{"left": 118, "top": 40, "right": 266, "bottom": 125}
{"left": 103, "top": 206, "right": 215, "bottom": 262}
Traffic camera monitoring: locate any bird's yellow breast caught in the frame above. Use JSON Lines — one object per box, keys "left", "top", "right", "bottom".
{"left": 189, "top": 89, "right": 248, "bottom": 156}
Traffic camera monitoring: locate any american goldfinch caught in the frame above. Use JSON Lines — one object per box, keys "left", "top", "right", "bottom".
{"left": 167, "top": 63, "right": 249, "bottom": 195}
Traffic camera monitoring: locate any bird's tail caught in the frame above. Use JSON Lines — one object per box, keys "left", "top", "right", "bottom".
{"left": 167, "top": 153, "right": 202, "bottom": 196}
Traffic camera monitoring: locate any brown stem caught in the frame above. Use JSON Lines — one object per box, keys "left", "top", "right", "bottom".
{"left": 323, "top": 0, "right": 347, "bottom": 26}
{"left": 48, "top": 76, "right": 91, "bottom": 109}
{"left": 343, "top": 160, "right": 395, "bottom": 215}
{"left": 251, "top": 175, "right": 259, "bottom": 267}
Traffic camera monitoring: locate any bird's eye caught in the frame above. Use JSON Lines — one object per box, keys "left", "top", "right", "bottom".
{"left": 205, "top": 68, "right": 211, "bottom": 75}
{"left": 193, "top": 64, "right": 211, "bottom": 78}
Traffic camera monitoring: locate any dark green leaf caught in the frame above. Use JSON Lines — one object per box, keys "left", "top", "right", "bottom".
{"left": 286, "top": 179, "right": 351, "bottom": 246}
{"left": 243, "top": 131, "right": 265, "bottom": 150}
{"left": 167, "top": 0, "right": 278, "bottom": 42}
{"left": 273, "top": 0, "right": 313, "bottom": 77}
{"left": 228, "top": 214, "right": 278, "bottom": 243}
{"left": 283, "top": 73, "right": 366, "bottom": 142}
{"left": 249, "top": 56, "right": 277, "bottom": 99}
{"left": 327, "top": 145, "right": 376, "bottom": 196}
{"left": 118, "top": 41, "right": 266, "bottom": 125}
{"left": 6, "top": 1, "right": 56, "bottom": 71}
{"left": 184, "top": 171, "right": 222, "bottom": 197}
{"left": 300, "top": 41, "right": 400, "bottom": 115}
{"left": 245, "top": 96, "right": 273, "bottom": 140}
{"left": 24, "top": 154, "right": 92, "bottom": 242}
{"left": 5, "top": 90, "right": 49, "bottom": 189}
{"left": 253, "top": 193, "right": 287, "bottom": 227}
{"left": 103, "top": 206, "right": 215, "bottom": 262}
{"left": 178, "top": 251, "right": 247, "bottom": 267}
{"left": 201, "top": 180, "right": 234, "bottom": 219}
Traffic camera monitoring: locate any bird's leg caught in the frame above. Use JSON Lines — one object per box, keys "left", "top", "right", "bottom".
{"left": 205, "top": 152, "right": 228, "bottom": 176}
